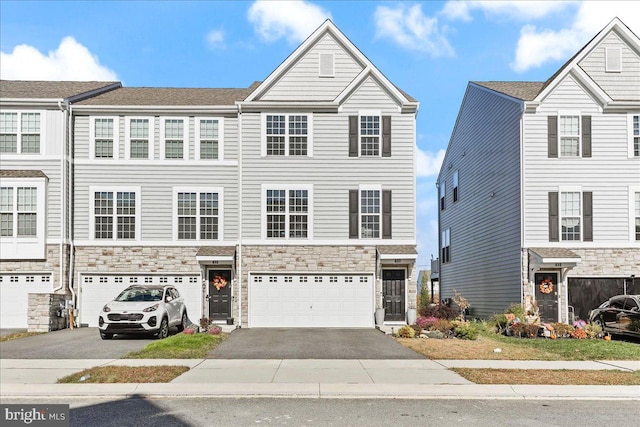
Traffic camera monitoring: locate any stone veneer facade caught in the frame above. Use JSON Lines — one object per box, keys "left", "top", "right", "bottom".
{"left": 73, "top": 246, "right": 203, "bottom": 273}
{"left": 28, "top": 293, "right": 67, "bottom": 332}
{"left": 521, "top": 247, "right": 640, "bottom": 322}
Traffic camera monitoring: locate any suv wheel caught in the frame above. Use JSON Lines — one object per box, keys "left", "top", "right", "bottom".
{"left": 177, "top": 312, "right": 188, "bottom": 332}
{"left": 157, "top": 317, "right": 169, "bottom": 339}
{"left": 100, "top": 332, "right": 113, "bottom": 340}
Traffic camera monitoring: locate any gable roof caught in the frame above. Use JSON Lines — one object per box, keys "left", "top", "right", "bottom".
{"left": 0, "top": 80, "right": 121, "bottom": 101}
{"left": 75, "top": 83, "right": 260, "bottom": 106}
{"left": 472, "top": 18, "right": 639, "bottom": 105}
{"left": 242, "top": 20, "right": 417, "bottom": 108}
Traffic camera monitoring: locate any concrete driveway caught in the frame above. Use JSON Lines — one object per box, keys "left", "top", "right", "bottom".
{"left": 208, "top": 328, "right": 424, "bottom": 359}
{"left": 0, "top": 327, "right": 163, "bottom": 359}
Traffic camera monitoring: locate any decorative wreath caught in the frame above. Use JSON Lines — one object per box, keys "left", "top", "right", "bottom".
{"left": 539, "top": 279, "right": 554, "bottom": 294}
{"left": 213, "top": 276, "right": 228, "bottom": 291}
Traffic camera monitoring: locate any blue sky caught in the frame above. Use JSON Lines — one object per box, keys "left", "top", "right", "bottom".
{"left": 2, "top": 1, "right": 638, "bottom": 271}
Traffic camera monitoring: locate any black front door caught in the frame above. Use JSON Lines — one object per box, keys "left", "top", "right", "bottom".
{"left": 535, "top": 272, "right": 558, "bottom": 323}
{"left": 209, "top": 270, "right": 231, "bottom": 320}
{"left": 383, "top": 269, "right": 405, "bottom": 321}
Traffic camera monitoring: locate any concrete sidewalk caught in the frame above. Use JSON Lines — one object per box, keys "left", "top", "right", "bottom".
{"left": 1, "top": 358, "right": 639, "bottom": 400}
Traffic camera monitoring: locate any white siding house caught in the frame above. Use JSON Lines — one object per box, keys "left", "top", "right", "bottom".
{"left": 1, "top": 20, "right": 419, "bottom": 330}
{"left": 438, "top": 18, "right": 640, "bottom": 322}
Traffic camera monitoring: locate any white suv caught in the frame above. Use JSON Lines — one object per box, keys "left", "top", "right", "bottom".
{"left": 98, "top": 285, "right": 188, "bottom": 340}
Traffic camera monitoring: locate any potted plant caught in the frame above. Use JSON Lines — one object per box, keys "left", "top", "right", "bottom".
{"left": 183, "top": 324, "right": 197, "bottom": 335}
{"left": 208, "top": 325, "right": 222, "bottom": 335}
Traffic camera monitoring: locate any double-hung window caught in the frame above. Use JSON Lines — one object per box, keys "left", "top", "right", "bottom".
{"left": 360, "top": 189, "right": 380, "bottom": 238}
{"left": 439, "top": 181, "right": 445, "bottom": 210}
{"left": 561, "top": 192, "right": 581, "bottom": 241}
{"left": 559, "top": 115, "right": 580, "bottom": 157}
{"left": 91, "top": 187, "right": 140, "bottom": 240}
{"left": 196, "top": 118, "right": 223, "bottom": 160}
{"left": 0, "top": 177, "right": 46, "bottom": 259}
{"left": 91, "top": 117, "right": 117, "bottom": 159}
{"left": 161, "top": 118, "right": 187, "bottom": 159}
{"left": 453, "top": 171, "right": 459, "bottom": 203}
{"left": 441, "top": 228, "right": 451, "bottom": 263}
{"left": 630, "top": 114, "right": 639, "bottom": 158}
{"left": 360, "top": 115, "right": 380, "bottom": 156}
{"left": 263, "top": 185, "right": 311, "bottom": 239}
{"left": 262, "top": 114, "right": 311, "bottom": 156}
{"left": 634, "top": 191, "right": 640, "bottom": 241}
{"left": 125, "top": 117, "right": 152, "bottom": 159}
{"left": 0, "top": 111, "right": 42, "bottom": 154}
{"left": 174, "top": 188, "right": 222, "bottom": 240}
{"left": 548, "top": 113, "right": 591, "bottom": 158}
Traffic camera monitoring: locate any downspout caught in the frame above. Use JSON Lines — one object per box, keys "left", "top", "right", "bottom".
{"left": 55, "top": 101, "right": 67, "bottom": 293}
{"left": 519, "top": 108, "right": 525, "bottom": 308}
{"left": 67, "top": 104, "right": 76, "bottom": 311}
{"left": 237, "top": 103, "right": 243, "bottom": 327}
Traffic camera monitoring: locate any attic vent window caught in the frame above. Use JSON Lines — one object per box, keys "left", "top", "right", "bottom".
{"left": 319, "top": 53, "right": 334, "bottom": 77}
{"left": 605, "top": 47, "right": 621, "bottom": 72}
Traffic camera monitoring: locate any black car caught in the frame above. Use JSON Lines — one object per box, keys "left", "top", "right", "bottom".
{"left": 588, "top": 295, "right": 640, "bottom": 338}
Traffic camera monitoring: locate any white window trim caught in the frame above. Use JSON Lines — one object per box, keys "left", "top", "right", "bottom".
{"left": 160, "top": 117, "right": 188, "bottom": 160}
{"left": 0, "top": 110, "right": 45, "bottom": 155}
{"left": 630, "top": 186, "right": 640, "bottom": 243}
{"left": 358, "top": 110, "right": 382, "bottom": 158}
{"left": 195, "top": 117, "right": 224, "bottom": 161}
{"left": 605, "top": 47, "right": 622, "bottom": 73}
{"left": 439, "top": 180, "right": 446, "bottom": 210}
{"left": 172, "top": 187, "right": 225, "bottom": 241}
{"left": 558, "top": 186, "right": 583, "bottom": 242}
{"left": 89, "top": 116, "right": 119, "bottom": 159}
{"left": 260, "top": 113, "right": 313, "bottom": 157}
{"left": 358, "top": 184, "right": 382, "bottom": 240}
{"left": 89, "top": 186, "right": 141, "bottom": 241}
{"left": 557, "top": 111, "right": 582, "bottom": 158}
{"left": 453, "top": 170, "right": 459, "bottom": 202}
{"left": 0, "top": 178, "right": 46, "bottom": 244}
{"left": 628, "top": 114, "right": 640, "bottom": 158}
{"left": 260, "top": 183, "right": 313, "bottom": 240}
{"left": 441, "top": 228, "right": 451, "bottom": 263}
{"left": 124, "top": 116, "right": 154, "bottom": 160}
{"left": 318, "top": 52, "right": 335, "bottom": 77}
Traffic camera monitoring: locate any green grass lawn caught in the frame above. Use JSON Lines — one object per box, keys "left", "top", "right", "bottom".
{"left": 57, "top": 366, "right": 189, "bottom": 383}
{"left": 123, "top": 332, "right": 226, "bottom": 359}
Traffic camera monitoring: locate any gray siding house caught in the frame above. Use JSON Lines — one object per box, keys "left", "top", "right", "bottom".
{"left": 1, "top": 20, "right": 419, "bottom": 330}
{"left": 438, "top": 18, "right": 640, "bottom": 322}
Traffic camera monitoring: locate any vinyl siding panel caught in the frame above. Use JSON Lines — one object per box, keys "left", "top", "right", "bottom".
{"left": 537, "top": 75, "right": 602, "bottom": 114}
{"left": 579, "top": 31, "right": 640, "bottom": 101}
{"left": 240, "top": 109, "right": 415, "bottom": 241}
{"left": 341, "top": 77, "right": 400, "bottom": 113}
{"left": 261, "top": 33, "right": 364, "bottom": 101}
{"left": 439, "top": 84, "right": 524, "bottom": 318}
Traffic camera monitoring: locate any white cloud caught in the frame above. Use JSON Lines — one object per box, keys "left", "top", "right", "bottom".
{"left": 417, "top": 147, "right": 446, "bottom": 177}
{"left": 206, "top": 29, "right": 225, "bottom": 49}
{"left": 512, "top": 1, "right": 640, "bottom": 72}
{"left": 0, "top": 37, "right": 117, "bottom": 81}
{"left": 247, "top": 0, "right": 331, "bottom": 44}
{"left": 442, "top": 1, "right": 572, "bottom": 22}
{"left": 374, "top": 4, "right": 454, "bottom": 57}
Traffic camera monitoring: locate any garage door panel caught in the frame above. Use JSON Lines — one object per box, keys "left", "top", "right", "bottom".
{"left": 0, "top": 275, "right": 53, "bottom": 328}
{"left": 249, "top": 273, "right": 374, "bottom": 328}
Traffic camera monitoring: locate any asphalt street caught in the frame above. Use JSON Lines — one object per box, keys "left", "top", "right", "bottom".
{"left": 3, "top": 397, "right": 639, "bottom": 427}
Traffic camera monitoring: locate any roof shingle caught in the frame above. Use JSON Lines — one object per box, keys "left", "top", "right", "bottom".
{"left": 472, "top": 81, "right": 546, "bottom": 101}
{"left": 0, "top": 80, "right": 119, "bottom": 100}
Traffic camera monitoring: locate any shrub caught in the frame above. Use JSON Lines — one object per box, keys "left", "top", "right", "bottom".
{"left": 585, "top": 322, "right": 603, "bottom": 339}
{"left": 454, "top": 322, "right": 479, "bottom": 340}
{"left": 505, "top": 303, "right": 525, "bottom": 320}
{"left": 570, "top": 329, "right": 587, "bottom": 339}
{"left": 510, "top": 323, "right": 525, "bottom": 337}
{"left": 418, "top": 284, "right": 432, "bottom": 313}
{"left": 397, "top": 325, "right": 415, "bottom": 338}
{"left": 416, "top": 316, "right": 437, "bottom": 329}
{"left": 490, "top": 313, "right": 509, "bottom": 333}
{"left": 410, "top": 325, "right": 422, "bottom": 335}
{"left": 551, "top": 322, "right": 574, "bottom": 337}
{"left": 429, "top": 319, "right": 454, "bottom": 335}
{"left": 523, "top": 323, "right": 540, "bottom": 338}
{"left": 419, "top": 303, "right": 458, "bottom": 320}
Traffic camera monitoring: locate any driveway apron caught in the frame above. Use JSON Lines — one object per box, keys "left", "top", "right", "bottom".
{"left": 207, "top": 328, "right": 424, "bottom": 359}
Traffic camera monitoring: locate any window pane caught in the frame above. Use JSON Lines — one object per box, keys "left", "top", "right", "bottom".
{"left": 289, "top": 136, "right": 307, "bottom": 155}
{"left": 17, "top": 187, "right": 37, "bottom": 211}
{"left": 200, "top": 140, "right": 218, "bottom": 159}
{"left": 117, "top": 216, "right": 135, "bottom": 239}
{"left": 0, "top": 213, "right": 12, "bottom": 236}
{"left": 0, "top": 135, "right": 17, "bottom": 153}
{"left": 165, "top": 140, "right": 183, "bottom": 159}
{"left": 130, "top": 119, "right": 148, "bottom": 139}
{"left": 560, "top": 137, "right": 579, "bottom": 156}
{"left": 266, "top": 190, "right": 286, "bottom": 212}
{"left": 266, "top": 115, "right": 285, "bottom": 135}
{"left": 94, "top": 192, "right": 113, "bottom": 215}
{"left": 21, "top": 113, "right": 40, "bottom": 133}
{"left": 200, "top": 216, "right": 218, "bottom": 240}
{"left": 361, "top": 190, "right": 380, "bottom": 214}
{"left": 289, "top": 215, "right": 307, "bottom": 238}
{"left": 361, "top": 215, "right": 379, "bottom": 238}
{"left": 165, "top": 120, "right": 183, "bottom": 139}
{"left": 200, "top": 120, "right": 218, "bottom": 139}
{"left": 178, "top": 193, "right": 197, "bottom": 216}
{"left": 289, "top": 190, "right": 308, "bottom": 213}
{"left": 561, "top": 218, "right": 581, "bottom": 240}
{"left": 199, "top": 193, "right": 218, "bottom": 216}
{"left": 361, "top": 136, "right": 379, "bottom": 156}
{"left": 560, "top": 116, "right": 579, "bottom": 135}
{"left": 0, "top": 187, "right": 13, "bottom": 211}
{"left": 360, "top": 116, "right": 380, "bottom": 136}
{"left": 130, "top": 140, "right": 149, "bottom": 158}
{"left": 95, "top": 119, "right": 113, "bottom": 138}
{"left": 561, "top": 192, "right": 580, "bottom": 216}
{"left": 95, "top": 216, "right": 113, "bottom": 239}
{"left": 95, "top": 140, "right": 113, "bottom": 158}
{"left": 267, "top": 214, "right": 285, "bottom": 238}
{"left": 178, "top": 217, "right": 196, "bottom": 240}
{"left": 21, "top": 135, "right": 40, "bottom": 153}
{"left": 17, "top": 213, "right": 36, "bottom": 236}
{"left": 117, "top": 192, "right": 135, "bottom": 216}
{"left": 0, "top": 112, "right": 17, "bottom": 133}
{"left": 267, "top": 136, "right": 285, "bottom": 155}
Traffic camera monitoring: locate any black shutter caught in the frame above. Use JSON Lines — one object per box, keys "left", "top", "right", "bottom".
{"left": 382, "top": 116, "right": 391, "bottom": 157}
{"left": 382, "top": 190, "right": 392, "bottom": 239}
{"left": 582, "top": 116, "right": 592, "bottom": 158}
{"left": 548, "top": 116, "right": 558, "bottom": 158}
{"left": 349, "top": 190, "right": 359, "bottom": 238}
{"left": 583, "top": 191, "right": 593, "bottom": 242}
{"left": 549, "top": 192, "right": 559, "bottom": 242}
{"left": 349, "top": 116, "right": 358, "bottom": 157}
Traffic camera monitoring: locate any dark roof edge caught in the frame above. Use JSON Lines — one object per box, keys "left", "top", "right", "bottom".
{"left": 67, "top": 82, "right": 123, "bottom": 103}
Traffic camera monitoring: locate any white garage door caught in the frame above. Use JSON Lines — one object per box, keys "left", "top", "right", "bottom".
{"left": 0, "top": 274, "right": 53, "bottom": 328}
{"left": 249, "top": 273, "right": 374, "bottom": 328}
{"left": 79, "top": 274, "right": 202, "bottom": 327}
